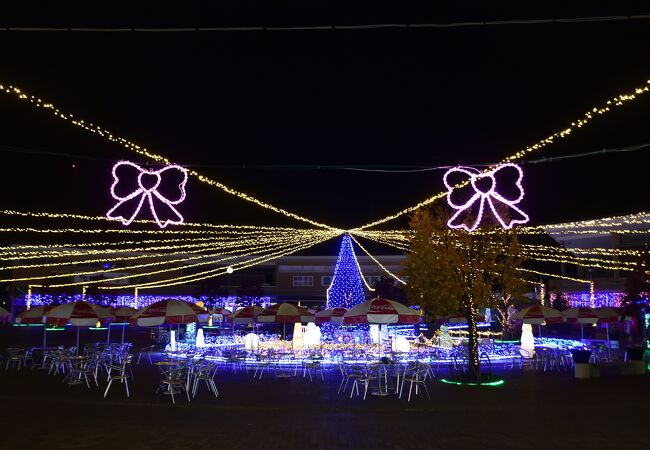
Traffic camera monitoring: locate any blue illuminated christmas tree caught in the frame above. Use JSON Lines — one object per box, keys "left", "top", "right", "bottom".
{"left": 327, "top": 234, "right": 367, "bottom": 308}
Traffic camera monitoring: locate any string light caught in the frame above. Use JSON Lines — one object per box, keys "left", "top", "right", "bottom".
{"left": 5, "top": 233, "right": 333, "bottom": 287}
{"left": 0, "top": 232, "right": 322, "bottom": 282}
{"left": 0, "top": 208, "right": 316, "bottom": 231}
{"left": 349, "top": 234, "right": 407, "bottom": 285}
{"left": 122, "top": 233, "right": 337, "bottom": 290}
{"left": 353, "top": 79, "right": 650, "bottom": 231}
{"left": 0, "top": 83, "right": 340, "bottom": 231}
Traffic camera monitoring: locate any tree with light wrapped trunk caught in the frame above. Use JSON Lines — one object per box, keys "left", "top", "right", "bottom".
{"left": 489, "top": 229, "right": 529, "bottom": 340}
{"left": 403, "top": 206, "right": 499, "bottom": 381}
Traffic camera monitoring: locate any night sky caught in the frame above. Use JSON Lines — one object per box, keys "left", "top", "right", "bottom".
{"left": 1, "top": 3, "right": 650, "bottom": 237}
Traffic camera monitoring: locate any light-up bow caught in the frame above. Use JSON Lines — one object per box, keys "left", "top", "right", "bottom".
{"left": 106, "top": 161, "right": 188, "bottom": 228}
{"left": 443, "top": 162, "right": 529, "bottom": 232}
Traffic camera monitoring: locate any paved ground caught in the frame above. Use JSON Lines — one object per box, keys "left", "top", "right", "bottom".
{"left": 1, "top": 327, "right": 649, "bottom": 449}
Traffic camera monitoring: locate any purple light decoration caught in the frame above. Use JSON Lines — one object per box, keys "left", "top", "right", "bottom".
{"left": 550, "top": 291, "right": 649, "bottom": 309}
{"left": 17, "top": 294, "right": 272, "bottom": 309}
{"left": 106, "top": 161, "right": 188, "bottom": 228}
{"left": 443, "top": 163, "right": 529, "bottom": 232}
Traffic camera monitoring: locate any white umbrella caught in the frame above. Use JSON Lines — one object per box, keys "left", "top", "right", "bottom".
{"left": 315, "top": 307, "right": 348, "bottom": 324}
{"left": 257, "top": 303, "right": 315, "bottom": 338}
{"left": 513, "top": 305, "right": 562, "bottom": 337}
{"left": 562, "top": 307, "right": 598, "bottom": 340}
{"left": 45, "top": 301, "right": 113, "bottom": 354}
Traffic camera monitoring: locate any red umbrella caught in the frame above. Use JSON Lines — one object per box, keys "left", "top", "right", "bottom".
{"left": 513, "top": 305, "right": 562, "bottom": 338}
{"left": 437, "top": 312, "right": 486, "bottom": 324}
{"left": 112, "top": 306, "right": 137, "bottom": 322}
{"left": 343, "top": 297, "right": 419, "bottom": 325}
{"left": 315, "top": 307, "right": 348, "bottom": 324}
{"left": 228, "top": 306, "right": 263, "bottom": 324}
{"left": 16, "top": 305, "right": 52, "bottom": 324}
{"left": 562, "top": 307, "right": 598, "bottom": 340}
{"left": 45, "top": 301, "right": 113, "bottom": 353}
{"left": 130, "top": 300, "right": 208, "bottom": 327}
{"left": 258, "top": 303, "right": 315, "bottom": 323}
{"left": 0, "top": 306, "right": 11, "bottom": 323}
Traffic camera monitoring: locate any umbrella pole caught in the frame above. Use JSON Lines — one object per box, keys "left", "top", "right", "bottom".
{"left": 283, "top": 323, "right": 286, "bottom": 340}
{"left": 107, "top": 323, "right": 111, "bottom": 344}
{"left": 121, "top": 324, "right": 126, "bottom": 344}
{"left": 606, "top": 324, "right": 611, "bottom": 361}
{"left": 538, "top": 324, "right": 542, "bottom": 338}
{"left": 76, "top": 326, "right": 80, "bottom": 355}
{"left": 581, "top": 324, "right": 584, "bottom": 341}
{"left": 43, "top": 325, "right": 47, "bottom": 348}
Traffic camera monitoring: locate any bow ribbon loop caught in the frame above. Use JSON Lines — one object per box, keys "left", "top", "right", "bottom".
{"left": 106, "top": 161, "right": 188, "bottom": 228}
{"left": 443, "top": 163, "right": 529, "bottom": 232}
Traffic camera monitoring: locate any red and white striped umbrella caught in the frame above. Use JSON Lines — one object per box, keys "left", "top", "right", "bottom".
{"left": 0, "top": 306, "right": 11, "bottom": 322}
{"left": 45, "top": 301, "right": 113, "bottom": 326}
{"left": 437, "top": 312, "right": 486, "bottom": 324}
{"left": 343, "top": 297, "right": 419, "bottom": 325}
{"left": 130, "top": 299, "right": 209, "bottom": 327}
{"left": 258, "top": 303, "right": 315, "bottom": 323}
{"left": 513, "top": 305, "right": 562, "bottom": 325}
{"left": 16, "top": 305, "right": 53, "bottom": 324}
{"left": 596, "top": 307, "right": 619, "bottom": 323}
{"left": 111, "top": 306, "right": 138, "bottom": 322}
{"left": 562, "top": 307, "right": 598, "bottom": 324}
{"left": 227, "top": 306, "right": 263, "bottom": 324}
{"left": 315, "top": 307, "right": 348, "bottom": 324}
{"left": 210, "top": 307, "right": 232, "bottom": 317}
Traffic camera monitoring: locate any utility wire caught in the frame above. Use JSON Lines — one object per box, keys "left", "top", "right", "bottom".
{"left": 1, "top": 141, "right": 649, "bottom": 172}
{"left": 2, "top": 15, "right": 650, "bottom": 32}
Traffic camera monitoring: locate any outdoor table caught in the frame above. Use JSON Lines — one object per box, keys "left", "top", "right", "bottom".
{"left": 366, "top": 362, "right": 399, "bottom": 397}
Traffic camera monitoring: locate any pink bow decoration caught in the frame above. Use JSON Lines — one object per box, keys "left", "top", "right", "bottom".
{"left": 443, "top": 162, "right": 529, "bottom": 232}
{"left": 106, "top": 161, "right": 188, "bottom": 228}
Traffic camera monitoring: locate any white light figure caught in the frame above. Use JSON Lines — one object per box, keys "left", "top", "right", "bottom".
{"left": 303, "top": 322, "right": 322, "bottom": 349}
{"left": 520, "top": 323, "right": 535, "bottom": 359}
{"left": 292, "top": 323, "right": 304, "bottom": 351}
{"left": 170, "top": 329, "right": 177, "bottom": 352}
{"left": 244, "top": 332, "right": 259, "bottom": 350}
{"left": 391, "top": 336, "right": 410, "bottom": 353}
{"left": 195, "top": 328, "right": 206, "bottom": 348}
{"left": 438, "top": 325, "right": 453, "bottom": 348}
{"left": 369, "top": 324, "right": 380, "bottom": 344}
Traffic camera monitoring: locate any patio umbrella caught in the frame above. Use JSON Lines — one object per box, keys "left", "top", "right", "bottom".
{"left": 513, "top": 305, "right": 562, "bottom": 337}
{"left": 16, "top": 306, "right": 53, "bottom": 347}
{"left": 16, "top": 305, "right": 52, "bottom": 324}
{"left": 228, "top": 306, "right": 263, "bottom": 324}
{"left": 210, "top": 306, "right": 232, "bottom": 322}
{"left": 258, "top": 303, "right": 315, "bottom": 338}
{"left": 343, "top": 297, "right": 419, "bottom": 357}
{"left": 129, "top": 299, "right": 209, "bottom": 327}
{"left": 315, "top": 307, "right": 348, "bottom": 324}
{"left": 562, "top": 307, "right": 598, "bottom": 340}
{"left": 45, "top": 301, "right": 113, "bottom": 354}
{"left": 436, "top": 312, "right": 486, "bottom": 324}
{"left": 596, "top": 307, "right": 619, "bottom": 358}
{"left": 0, "top": 306, "right": 10, "bottom": 322}
{"left": 343, "top": 297, "right": 419, "bottom": 325}
{"left": 110, "top": 307, "right": 137, "bottom": 343}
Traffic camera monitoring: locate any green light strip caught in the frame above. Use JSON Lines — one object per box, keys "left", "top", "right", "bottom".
{"left": 440, "top": 378, "right": 505, "bottom": 387}
{"left": 89, "top": 327, "right": 108, "bottom": 330}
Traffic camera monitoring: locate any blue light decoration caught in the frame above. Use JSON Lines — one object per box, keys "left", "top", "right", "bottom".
{"left": 17, "top": 294, "right": 272, "bottom": 309}
{"left": 326, "top": 234, "right": 367, "bottom": 309}
{"left": 549, "top": 291, "right": 649, "bottom": 308}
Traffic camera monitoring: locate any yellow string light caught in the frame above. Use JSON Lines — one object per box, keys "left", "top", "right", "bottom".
{"left": 349, "top": 234, "right": 407, "bottom": 285}
{"left": 107, "top": 233, "right": 337, "bottom": 290}
{"left": 3, "top": 232, "right": 335, "bottom": 286}
{"left": 0, "top": 85, "right": 340, "bottom": 231}
{"left": 352, "top": 79, "right": 650, "bottom": 231}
